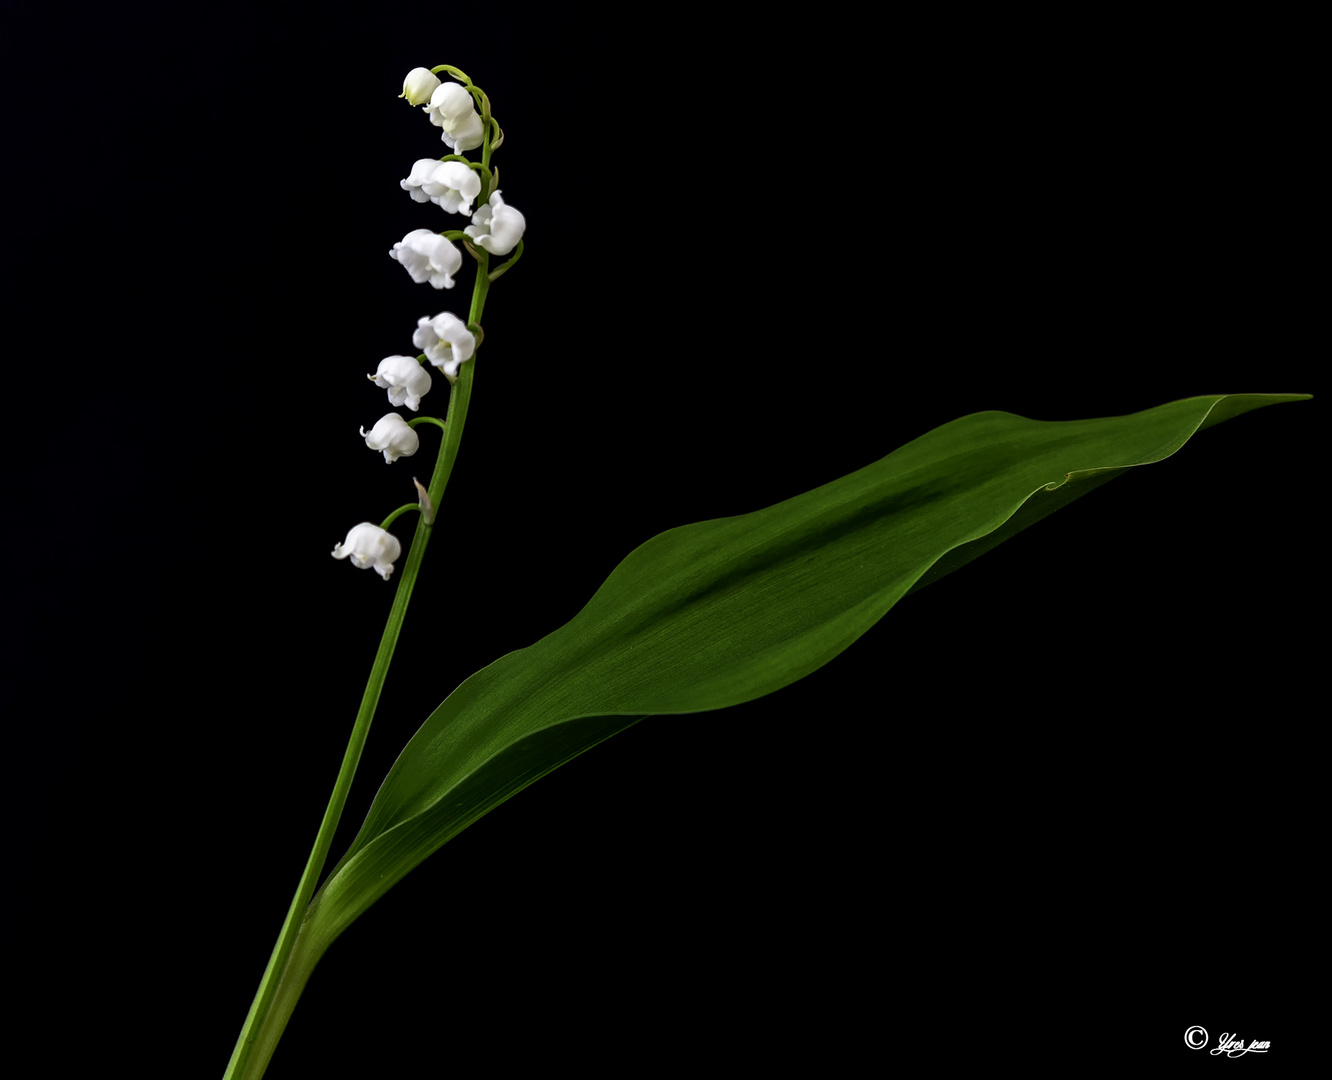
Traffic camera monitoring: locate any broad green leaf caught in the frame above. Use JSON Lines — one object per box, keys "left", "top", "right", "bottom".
{"left": 290, "top": 393, "right": 1307, "bottom": 974}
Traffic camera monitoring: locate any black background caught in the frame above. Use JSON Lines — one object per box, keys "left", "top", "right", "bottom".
{"left": 1, "top": 4, "right": 1317, "bottom": 1072}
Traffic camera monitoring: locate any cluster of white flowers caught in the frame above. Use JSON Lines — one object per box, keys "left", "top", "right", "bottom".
{"left": 389, "top": 195, "right": 524, "bottom": 277}
{"left": 336, "top": 66, "right": 524, "bottom": 581}
{"left": 389, "top": 69, "right": 526, "bottom": 289}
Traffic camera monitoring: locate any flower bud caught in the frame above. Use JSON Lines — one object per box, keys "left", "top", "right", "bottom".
{"left": 332, "top": 523, "right": 402, "bottom": 581}
{"left": 360, "top": 412, "right": 420, "bottom": 463}
{"left": 400, "top": 68, "right": 441, "bottom": 107}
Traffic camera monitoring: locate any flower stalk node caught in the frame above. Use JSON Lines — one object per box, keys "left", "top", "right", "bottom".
{"left": 413, "top": 478, "right": 435, "bottom": 525}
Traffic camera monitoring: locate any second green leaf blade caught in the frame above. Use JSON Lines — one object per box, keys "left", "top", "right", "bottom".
{"left": 295, "top": 393, "right": 1306, "bottom": 966}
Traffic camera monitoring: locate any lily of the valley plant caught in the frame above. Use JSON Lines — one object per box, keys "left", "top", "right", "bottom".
{"left": 221, "top": 63, "right": 1309, "bottom": 1080}
{"left": 224, "top": 63, "right": 522, "bottom": 1080}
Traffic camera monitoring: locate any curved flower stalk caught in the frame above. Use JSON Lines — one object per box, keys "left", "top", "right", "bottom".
{"left": 389, "top": 228, "right": 462, "bottom": 288}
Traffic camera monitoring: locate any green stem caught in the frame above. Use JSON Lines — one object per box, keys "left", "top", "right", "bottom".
{"left": 379, "top": 503, "right": 422, "bottom": 531}
{"left": 222, "top": 366, "right": 476, "bottom": 1080}
{"left": 223, "top": 189, "right": 494, "bottom": 1080}
{"left": 407, "top": 416, "right": 448, "bottom": 433}
{"left": 430, "top": 63, "right": 471, "bottom": 84}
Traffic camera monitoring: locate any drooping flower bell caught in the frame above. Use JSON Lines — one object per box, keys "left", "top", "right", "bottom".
{"left": 412, "top": 312, "right": 476, "bottom": 379}
{"left": 399, "top": 68, "right": 441, "bottom": 107}
{"left": 424, "top": 82, "right": 484, "bottom": 153}
{"left": 360, "top": 412, "right": 420, "bottom": 463}
{"left": 400, "top": 159, "right": 482, "bottom": 215}
{"left": 399, "top": 159, "right": 441, "bottom": 204}
{"left": 369, "top": 355, "right": 432, "bottom": 411}
{"left": 464, "top": 191, "right": 526, "bottom": 257}
{"left": 389, "top": 228, "right": 462, "bottom": 289}
{"left": 332, "top": 523, "right": 402, "bottom": 581}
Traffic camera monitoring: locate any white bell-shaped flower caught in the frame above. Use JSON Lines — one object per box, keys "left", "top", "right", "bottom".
{"left": 400, "top": 159, "right": 442, "bottom": 204}
{"left": 400, "top": 68, "right": 441, "bottom": 107}
{"left": 412, "top": 312, "right": 476, "bottom": 379}
{"left": 426, "top": 161, "right": 482, "bottom": 215}
{"left": 369, "top": 355, "right": 432, "bottom": 411}
{"left": 332, "top": 523, "right": 402, "bottom": 581}
{"left": 424, "top": 82, "right": 484, "bottom": 153}
{"left": 360, "top": 412, "right": 420, "bottom": 463}
{"left": 399, "top": 160, "right": 482, "bottom": 215}
{"left": 464, "top": 191, "right": 526, "bottom": 257}
{"left": 389, "top": 228, "right": 462, "bottom": 289}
